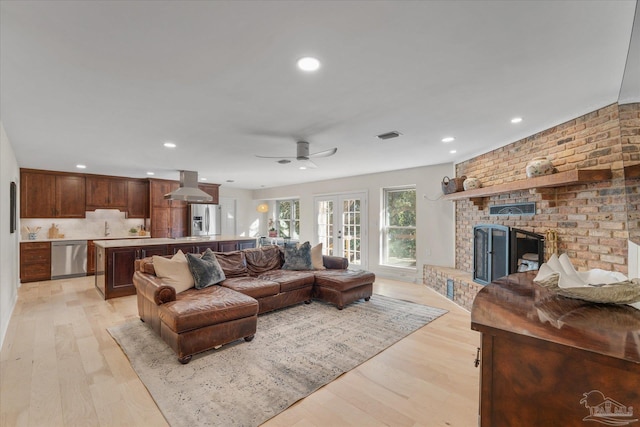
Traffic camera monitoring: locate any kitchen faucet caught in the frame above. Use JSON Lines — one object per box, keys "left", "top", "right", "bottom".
{"left": 104, "top": 221, "right": 110, "bottom": 236}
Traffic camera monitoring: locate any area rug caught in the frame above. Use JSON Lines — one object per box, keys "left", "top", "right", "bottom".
{"left": 108, "top": 295, "right": 447, "bottom": 427}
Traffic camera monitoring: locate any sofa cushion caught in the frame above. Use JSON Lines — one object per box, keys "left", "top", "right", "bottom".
{"left": 244, "top": 245, "right": 282, "bottom": 277}
{"left": 152, "top": 250, "right": 194, "bottom": 293}
{"left": 186, "top": 249, "right": 226, "bottom": 289}
{"left": 159, "top": 286, "right": 258, "bottom": 333}
{"left": 214, "top": 251, "right": 250, "bottom": 278}
{"left": 220, "top": 277, "right": 280, "bottom": 299}
{"left": 257, "top": 270, "right": 316, "bottom": 292}
{"left": 282, "top": 241, "right": 313, "bottom": 271}
{"left": 314, "top": 269, "right": 376, "bottom": 291}
{"left": 311, "top": 243, "right": 326, "bottom": 270}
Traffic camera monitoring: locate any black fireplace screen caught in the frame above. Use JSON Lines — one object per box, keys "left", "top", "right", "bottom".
{"left": 473, "top": 225, "right": 544, "bottom": 285}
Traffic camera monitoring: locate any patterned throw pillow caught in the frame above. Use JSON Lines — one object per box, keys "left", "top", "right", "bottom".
{"left": 282, "top": 241, "right": 313, "bottom": 271}
{"left": 186, "top": 248, "right": 226, "bottom": 289}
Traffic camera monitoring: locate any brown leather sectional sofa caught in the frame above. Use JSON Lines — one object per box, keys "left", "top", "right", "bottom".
{"left": 133, "top": 245, "right": 375, "bottom": 363}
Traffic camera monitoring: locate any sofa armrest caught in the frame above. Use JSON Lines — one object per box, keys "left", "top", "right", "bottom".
{"left": 323, "top": 255, "right": 349, "bottom": 270}
{"left": 133, "top": 271, "right": 177, "bottom": 305}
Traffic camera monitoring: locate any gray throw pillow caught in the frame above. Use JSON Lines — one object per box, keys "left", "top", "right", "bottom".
{"left": 186, "top": 248, "right": 226, "bottom": 289}
{"left": 282, "top": 241, "right": 313, "bottom": 271}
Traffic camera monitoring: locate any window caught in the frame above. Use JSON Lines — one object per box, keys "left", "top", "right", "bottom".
{"left": 277, "top": 199, "right": 300, "bottom": 239}
{"left": 382, "top": 186, "right": 416, "bottom": 268}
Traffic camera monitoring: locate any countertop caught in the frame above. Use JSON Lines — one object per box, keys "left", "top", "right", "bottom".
{"left": 21, "top": 235, "right": 151, "bottom": 243}
{"left": 93, "top": 235, "right": 256, "bottom": 248}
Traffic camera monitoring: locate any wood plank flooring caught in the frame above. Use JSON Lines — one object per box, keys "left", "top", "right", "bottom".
{"left": 1, "top": 276, "right": 479, "bottom": 426}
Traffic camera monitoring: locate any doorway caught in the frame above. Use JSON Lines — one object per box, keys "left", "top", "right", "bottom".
{"left": 314, "top": 192, "right": 367, "bottom": 269}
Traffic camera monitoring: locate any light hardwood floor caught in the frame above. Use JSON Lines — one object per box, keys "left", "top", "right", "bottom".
{"left": 1, "top": 276, "right": 479, "bottom": 427}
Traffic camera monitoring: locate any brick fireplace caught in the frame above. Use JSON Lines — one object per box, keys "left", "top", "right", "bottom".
{"left": 424, "top": 102, "right": 640, "bottom": 310}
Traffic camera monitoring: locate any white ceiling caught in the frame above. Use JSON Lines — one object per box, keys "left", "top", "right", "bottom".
{"left": 1, "top": 0, "right": 637, "bottom": 189}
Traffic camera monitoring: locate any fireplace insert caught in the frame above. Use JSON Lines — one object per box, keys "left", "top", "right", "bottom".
{"left": 473, "top": 225, "right": 544, "bottom": 285}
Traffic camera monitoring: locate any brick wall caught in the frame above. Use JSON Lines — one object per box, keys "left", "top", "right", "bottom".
{"left": 454, "top": 103, "right": 629, "bottom": 276}
{"left": 452, "top": 103, "right": 633, "bottom": 278}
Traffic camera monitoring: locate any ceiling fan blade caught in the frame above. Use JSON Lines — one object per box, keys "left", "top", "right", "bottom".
{"left": 297, "top": 159, "right": 318, "bottom": 169}
{"left": 309, "top": 147, "right": 337, "bottom": 158}
{"left": 255, "top": 154, "right": 296, "bottom": 159}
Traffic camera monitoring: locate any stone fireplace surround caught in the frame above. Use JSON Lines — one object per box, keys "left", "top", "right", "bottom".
{"left": 424, "top": 102, "right": 640, "bottom": 311}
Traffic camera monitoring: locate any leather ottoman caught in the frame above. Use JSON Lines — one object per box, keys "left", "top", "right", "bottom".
{"left": 158, "top": 285, "right": 259, "bottom": 363}
{"left": 313, "top": 269, "right": 375, "bottom": 309}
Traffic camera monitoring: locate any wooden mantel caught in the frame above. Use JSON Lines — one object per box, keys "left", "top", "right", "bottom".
{"left": 442, "top": 168, "right": 612, "bottom": 206}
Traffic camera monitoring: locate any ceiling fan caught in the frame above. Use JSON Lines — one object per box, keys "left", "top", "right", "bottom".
{"left": 256, "top": 141, "right": 337, "bottom": 169}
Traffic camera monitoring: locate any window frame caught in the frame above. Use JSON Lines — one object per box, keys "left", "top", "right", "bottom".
{"left": 275, "top": 199, "right": 300, "bottom": 240}
{"left": 381, "top": 185, "right": 417, "bottom": 269}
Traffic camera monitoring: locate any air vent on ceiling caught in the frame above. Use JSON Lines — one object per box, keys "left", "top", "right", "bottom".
{"left": 489, "top": 202, "right": 536, "bottom": 216}
{"left": 377, "top": 131, "right": 402, "bottom": 140}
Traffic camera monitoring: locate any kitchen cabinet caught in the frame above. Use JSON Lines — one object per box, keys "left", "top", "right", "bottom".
{"left": 20, "top": 241, "right": 51, "bottom": 282}
{"left": 197, "top": 183, "right": 220, "bottom": 204}
{"left": 20, "top": 169, "right": 86, "bottom": 218}
{"left": 168, "top": 241, "right": 221, "bottom": 255}
{"left": 127, "top": 179, "right": 149, "bottom": 218}
{"left": 95, "top": 244, "right": 168, "bottom": 299}
{"left": 87, "top": 240, "right": 96, "bottom": 275}
{"left": 218, "top": 241, "right": 239, "bottom": 252}
{"left": 85, "top": 176, "right": 127, "bottom": 210}
{"left": 471, "top": 272, "right": 640, "bottom": 427}
{"left": 149, "top": 179, "right": 187, "bottom": 238}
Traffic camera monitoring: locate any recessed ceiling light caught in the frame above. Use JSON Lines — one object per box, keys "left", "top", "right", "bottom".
{"left": 76, "top": 164, "right": 86, "bottom": 169}
{"left": 146, "top": 171, "right": 155, "bottom": 176}
{"left": 297, "top": 57, "right": 320, "bottom": 72}
{"left": 449, "top": 150, "right": 457, "bottom": 154}
{"left": 511, "top": 117, "right": 523, "bottom": 124}
{"left": 442, "top": 137, "right": 455, "bottom": 143}
{"left": 226, "top": 179, "right": 234, "bottom": 183}
{"left": 200, "top": 177, "right": 207, "bottom": 181}
{"left": 163, "top": 142, "right": 176, "bottom": 148}
{"left": 299, "top": 166, "right": 307, "bottom": 170}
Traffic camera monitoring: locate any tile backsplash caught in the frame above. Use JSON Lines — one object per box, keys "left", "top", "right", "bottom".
{"left": 20, "top": 209, "right": 147, "bottom": 240}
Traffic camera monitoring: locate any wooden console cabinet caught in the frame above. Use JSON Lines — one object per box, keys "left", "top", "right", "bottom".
{"left": 471, "top": 272, "right": 640, "bottom": 427}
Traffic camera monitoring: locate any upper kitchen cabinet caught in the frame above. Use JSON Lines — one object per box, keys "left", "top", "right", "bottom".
{"left": 149, "top": 179, "right": 186, "bottom": 238}
{"left": 20, "top": 169, "right": 86, "bottom": 218}
{"left": 85, "top": 176, "right": 128, "bottom": 210}
{"left": 198, "top": 183, "right": 220, "bottom": 205}
{"left": 127, "top": 179, "right": 149, "bottom": 218}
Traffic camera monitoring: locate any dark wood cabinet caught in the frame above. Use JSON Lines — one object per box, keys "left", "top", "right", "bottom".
{"left": 238, "top": 240, "right": 256, "bottom": 250}
{"left": 95, "top": 244, "right": 168, "bottom": 299}
{"left": 218, "top": 241, "right": 238, "bottom": 252}
{"left": 87, "top": 240, "right": 96, "bottom": 275}
{"left": 149, "top": 179, "right": 187, "bottom": 238}
{"left": 127, "top": 179, "right": 149, "bottom": 218}
{"left": 20, "top": 169, "right": 85, "bottom": 218}
{"left": 20, "top": 241, "right": 51, "bottom": 282}
{"left": 167, "top": 241, "right": 222, "bottom": 255}
{"left": 85, "top": 176, "right": 127, "bottom": 210}
{"left": 471, "top": 272, "right": 640, "bottom": 427}
{"left": 198, "top": 183, "right": 220, "bottom": 204}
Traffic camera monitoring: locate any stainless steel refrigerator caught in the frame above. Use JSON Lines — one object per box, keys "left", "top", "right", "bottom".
{"left": 188, "top": 204, "right": 221, "bottom": 236}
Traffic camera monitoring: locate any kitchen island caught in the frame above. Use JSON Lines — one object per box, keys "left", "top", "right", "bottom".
{"left": 94, "top": 236, "right": 257, "bottom": 299}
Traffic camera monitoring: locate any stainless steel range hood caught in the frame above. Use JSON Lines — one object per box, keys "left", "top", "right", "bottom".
{"left": 164, "top": 170, "right": 213, "bottom": 203}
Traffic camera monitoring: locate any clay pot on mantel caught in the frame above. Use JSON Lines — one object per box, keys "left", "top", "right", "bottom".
{"left": 463, "top": 177, "right": 482, "bottom": 190}
{"left": 525, "top": 157, "right": 554, "bottom": 178}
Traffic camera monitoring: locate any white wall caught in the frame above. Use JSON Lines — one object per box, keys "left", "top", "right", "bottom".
{"left": 253, "top": 163, "right": 455, "bottom": 283}
{"left": 0, "top": 122, "right": 20, "bottom": 348}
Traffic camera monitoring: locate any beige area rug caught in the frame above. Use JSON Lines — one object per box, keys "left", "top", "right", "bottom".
{"left": 108, "top": 294, "right": 447, "bottom": 427}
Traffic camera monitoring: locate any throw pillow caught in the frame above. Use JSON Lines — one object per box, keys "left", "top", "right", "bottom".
{"left": 152, "top": 250, "right": 194, "bottom": 293}
{"left": 282, "top": 241, "right": 313, "bottom": 271}
{"left": 186, "top": 248, "right": 226, "bottom": 289}
{"left": 311, "top": 242, "right": 326, "bottom": 270}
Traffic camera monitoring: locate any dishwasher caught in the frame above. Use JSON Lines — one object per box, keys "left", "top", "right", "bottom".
{"left": 51, "top": 240, "right": 88, "bottom": 279}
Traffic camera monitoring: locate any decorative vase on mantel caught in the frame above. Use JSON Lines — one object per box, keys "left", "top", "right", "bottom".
{"left": 463, "top": 177, "right": 482, "bottom": 190}
{"left": 525, "top": 156, "right": 554, "bottom": 178}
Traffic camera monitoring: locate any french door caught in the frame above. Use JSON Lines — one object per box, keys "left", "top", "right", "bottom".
{"left": 314, "top": 192, "right": 367, "bottom": 269}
